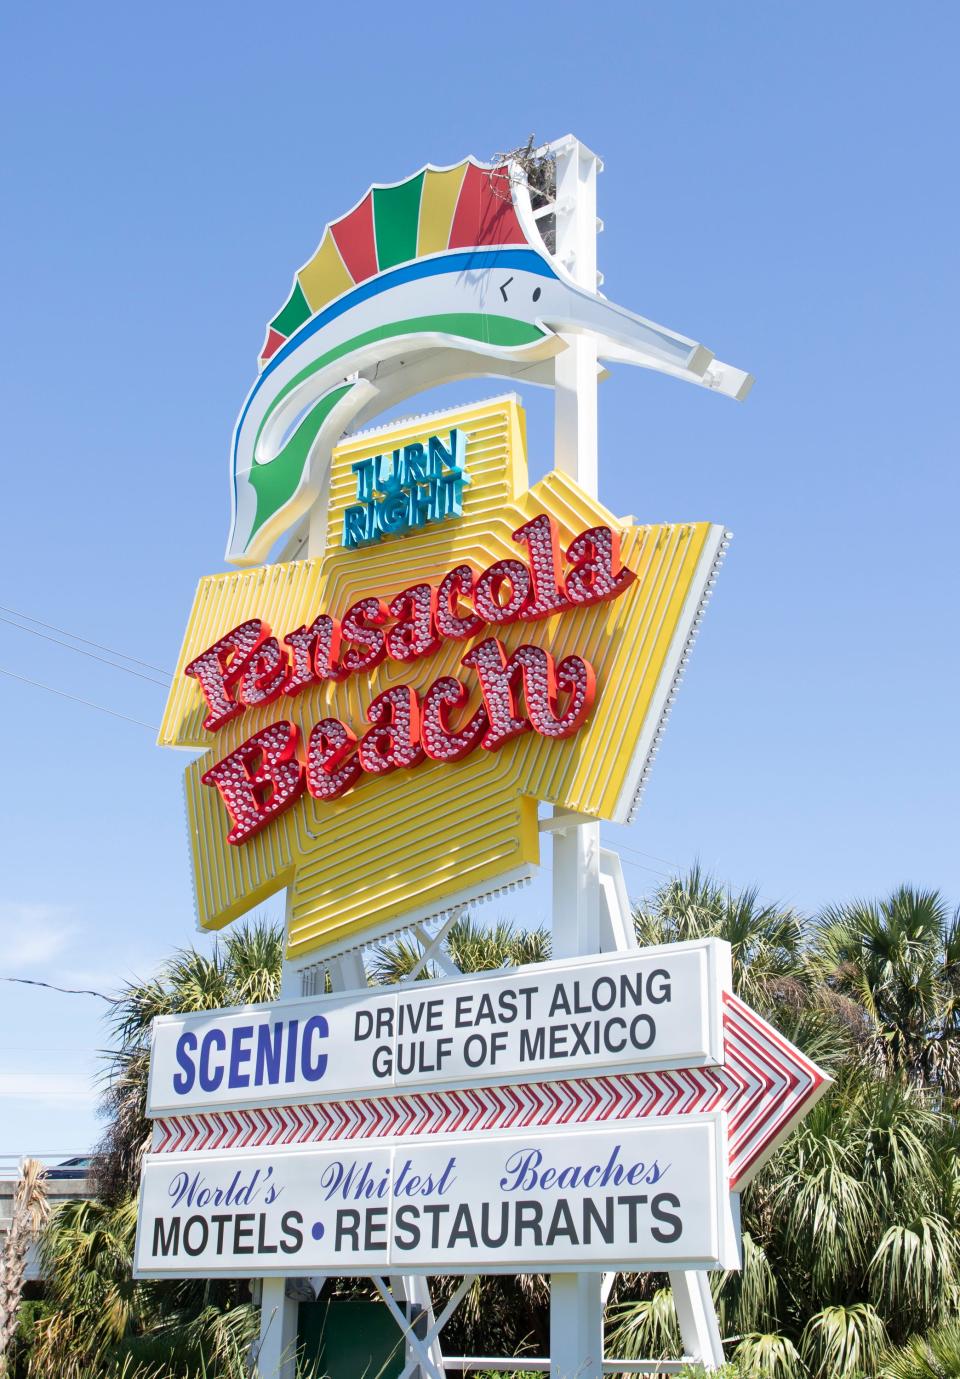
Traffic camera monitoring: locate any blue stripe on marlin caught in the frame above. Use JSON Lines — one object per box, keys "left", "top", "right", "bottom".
{"left": 227, "top": 166, "right": 753, "bottom": 566}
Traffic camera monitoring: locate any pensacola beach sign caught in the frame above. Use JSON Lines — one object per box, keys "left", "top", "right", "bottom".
{"left": 137, "top": 138, "right": 825, "bottom": 1376}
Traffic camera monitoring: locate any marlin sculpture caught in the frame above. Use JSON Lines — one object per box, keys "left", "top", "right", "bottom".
{"left": 228, "top": 156, "right": 752, "bottom": 565}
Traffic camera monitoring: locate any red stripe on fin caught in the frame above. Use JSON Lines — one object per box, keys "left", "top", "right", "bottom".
{"left": 260, "top": 328, "right": 285, "bottom": 363}
{"left": 331, "top": 192, "right": 378, "bottom": 283}
{"left": 449, "top": 162, "right": 527, "bottom": 250}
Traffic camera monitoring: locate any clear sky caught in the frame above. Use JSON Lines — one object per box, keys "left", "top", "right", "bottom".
{"left": 0, "top": 2, "right": 957, "bottom": 1157}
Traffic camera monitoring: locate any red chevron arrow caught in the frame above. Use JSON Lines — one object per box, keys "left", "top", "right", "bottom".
{"left": 150, "top": 991, "right": 827, "bottom": 1188}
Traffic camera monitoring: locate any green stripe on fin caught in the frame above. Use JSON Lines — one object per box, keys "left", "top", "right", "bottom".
{"left": 248, "top": 383, "right": 353, "bottom": 542}
{"left": 257, "top": 312, "right": 545, "bottom": 447}
{"left": 270, "top": 280, "right": 312, "bottom": 337}
{"left": 373, "top": 173, "right": 425, "bottom": 271}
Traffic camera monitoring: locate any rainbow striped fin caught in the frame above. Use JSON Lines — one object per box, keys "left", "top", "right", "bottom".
{"left": 258, "top": 160, "right": 531, "bottom": 368}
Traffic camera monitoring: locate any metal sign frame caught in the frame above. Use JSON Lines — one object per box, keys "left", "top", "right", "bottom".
{"left": 250, "top": 136, "right": 730, "bottom": 1377}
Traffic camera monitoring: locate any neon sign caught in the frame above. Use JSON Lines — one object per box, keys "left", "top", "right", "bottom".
{"left": 342, "top": 428, "right": 469, "bottom": 548}
{"left": 187, "top": 513, "right": 633, "bottom": 845}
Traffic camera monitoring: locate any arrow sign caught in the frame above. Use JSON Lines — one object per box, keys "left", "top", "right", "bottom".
{"left": 149, "top": 988, "right": 828, "bottom": 1190}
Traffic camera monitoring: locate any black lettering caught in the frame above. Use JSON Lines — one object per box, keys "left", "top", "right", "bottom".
{"left": 464, "top": 1033, "right": 487, "bottom": 1067}
{"left": 448, "top": 1203, "right": 478, "bottom": 1247}
{"left": 153, "top": 1216, "right": 180, "bottom": 1257}
{"left": 520, "top": 1027, "right": 545, "bottom": 1061}
{"left": 583, "top": 1197, "right": 615, "bottom": 1244}
{"left": 497, "top": 988, "right": 517, "bottom": 1022}
{"left": 233, "top": 1213, "right": 255, "bottom": 1254}
{"left": 422, "top": 1204, "right": 450, "bottom": 1248}
{"left": 257, "top": 1213, "right": 278, "bottom": 1254}
{"left": 280, "top": 1211, "right": 303, "bottom": 1253}
{"left": 619, "top": 970, "right": 644, "bottom": 1009}
{"left": 549, "top": 984, "right": 571, "bottom": 1016}
{"left": 514, "top": 1200, "right": 543, "bottom": 1246}
{"left": 394, "top": 1205, "right": 421, "bottom": 1251}
{"left": 479, "top": 1202, "right": 510, "bottom": 1249}
{"left": 647, "top": 969, "right": 671, "bottom": 1004}
{"left": 592, "top": 976, "right": 616, "bottom": 1010}
{"left": 397, "top": 1003, "right": 419, "bottom": 1036}
{"left": 617, "top": 1194, "right": 648, "bottom": 1244}
{"left": 183, "top": 1215, "right": 209, "bottom": 1256}
{"left": 651, "top": 1193, "right": 683, "bottom": 1243}
{"left": 372, "top": 1044, "right": 392, "bottom": 1078}
{"left": 549, "top": 1024, "right": 569, "bottom": 1057}
{"left": 475, "top": 993, "right": 496, "bottom": 1024}
{"left": 630, "top": 1013, "right": 656, "bottom": 1051}
{"left": 335, "top": 1209, "right": 360, "bottom": 1249}
{"left": 211, "top": 1214, "right": 230, "bottom": 1252}
{"left": 364, "top": 1207, "right": 388, "bottom": 1251}
{"left": 545, "top": 1199, "right": 579, "bottom": 1246}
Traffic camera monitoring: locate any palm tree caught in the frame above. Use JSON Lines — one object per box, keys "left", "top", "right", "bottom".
{"left": 882, "top": 1319, "right": 960, "bottom": 1378}
{"left": 96, "top": 920, "right": 284, "bottom": 1202}
{"left": 0, "top": 1158, "right": 48, "bottom": 1367}
{"left": 633, "top": 865, "right": 808, "bottom": 1013}
{"left": 611, "top": 871, "right": 960, "bottom": 1375}
{"left": 22, "top": 924, "right": 281, "bottom": 1376}
{"left": 24, "top": 877, "right": 960, "bottom": 1379}
{"left": 814, "top": 886, "right": 960, "bottom": 1097}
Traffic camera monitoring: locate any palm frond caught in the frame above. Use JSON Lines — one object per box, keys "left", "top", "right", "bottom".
{"left": 799, "top": 1303, "right": 886, "bottom": 1379}
{"left": 731, "top": 1332, "right": 806, "bottom": 1378}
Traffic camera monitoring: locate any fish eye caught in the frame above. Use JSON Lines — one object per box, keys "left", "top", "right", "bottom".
{"left": 532, "top": 286, "right": 542, "bottom": 302}
{"left": 498, "top": 276, "right": 514, "bottom": 302}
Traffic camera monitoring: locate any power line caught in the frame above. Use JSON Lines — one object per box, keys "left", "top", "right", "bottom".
{"left": 0, "top": 976, "right": 113, "bottom": 1002}
{"left": 0, "top": 604, "right": 172, "bottom": 678}
{"left": 616, "top": 840, "right": 682, "bottom": 871}
{"left": 618, "top": 856, "right": 673, "bottom": 880}
{"left": 0, "top": 667, "right": 158, "bottom": 732}
{"left": 0, "top": 615, "right": 169, "bottom": 688}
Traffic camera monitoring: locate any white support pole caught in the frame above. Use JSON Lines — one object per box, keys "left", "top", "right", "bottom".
{"left": 388, "top": 1273, "right": 447, "bottom": 1379}
{"left": 551, "top": 809, "right": 601, "bottom": 959}
{"left": 256, "top": 889, "right": 303, "bottom": 1377}
{"left": 668, "top": 1270, "right": 725, "bottom": 1369}
{"left": 547, "top": 134, "right": 724, "bottom": 1374}
{"left": 255, "top": 1276, "right": 298, "bottom": 1379}
{"left": 548, "top": 133, "right": 604, "bottom": 1379}
{"left": 550, "top": 1274, "right": 604, "bottom": 1379}
{"left": 552, "top": 136, "right": 600, "bottom": 498}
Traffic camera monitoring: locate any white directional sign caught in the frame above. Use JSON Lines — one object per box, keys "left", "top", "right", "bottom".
{"left": 134, "top": 1117, "right": 738, "bottom": 1277}
{"left": 147, "top": 941, "right": 730, "bottom": 1116}
{"left": 140, "top": 940, "right": 828, "bottom": 1280}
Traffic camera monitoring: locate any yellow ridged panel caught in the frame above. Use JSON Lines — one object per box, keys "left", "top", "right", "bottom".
{"left": 297, "top": 230, "right": 354, "bottom": 312}
{"left": 163, "top": 396, "right": 720, "bottom": 957}
{"left": 416, "top": 164, "right": 467, "bottom": 257}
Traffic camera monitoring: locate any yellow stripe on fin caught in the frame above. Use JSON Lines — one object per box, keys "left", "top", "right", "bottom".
{"left": 297, "top": 230, "right": 354, "bottom": 312}
{"left": 417, "top": 164, "right": 468, "bottom": 258}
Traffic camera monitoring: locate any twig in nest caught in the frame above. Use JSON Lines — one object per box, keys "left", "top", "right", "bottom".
{"left": 488, "top": 134, "right": 557, "bottom": 252}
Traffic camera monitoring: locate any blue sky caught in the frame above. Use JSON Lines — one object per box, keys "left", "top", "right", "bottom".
{"left": 0, "top": 2, "right": 957, "bottom": 1156}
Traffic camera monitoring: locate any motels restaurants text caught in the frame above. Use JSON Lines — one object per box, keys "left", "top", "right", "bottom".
{"left": 186, "top": 513, "right": 635, "bottom": 846}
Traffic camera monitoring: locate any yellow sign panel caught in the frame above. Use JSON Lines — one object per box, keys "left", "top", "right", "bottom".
{"left": 162, "top": 397, "right": 723, "bottom": 959}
